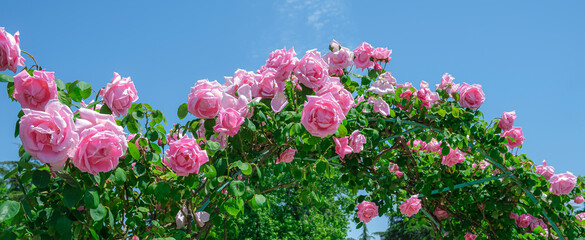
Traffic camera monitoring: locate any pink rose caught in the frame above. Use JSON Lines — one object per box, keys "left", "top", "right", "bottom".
{"left": 165, "top": 135, "right": 209, "bottom": 176}
{"left": 72, "top": 109, "right": 128, "bottom": 175}
{"left": 425, "top": 139, "right": 442, "bottom": 152}
{"left": 530, "top": 218, "right": 548, "bottom": 232}
{"left": 502, "top": 127, "right": 525, "bottom": 149}
{"left": 19, "top": 100, "right": 79, "bottom": 170}
{"left": 356, "top": 201, "right": 379, "bottom": 223}
{"left": 510, "top": 212, "right": 519, "bottom": 219}
{"left": 577, "top": 213, "right": 585, "bottom": 226}
{"left": 433, "top": 207, "right": 449, "bottom": 220}
{"left": 458, "top": 83, "right": 485, "bottom": 109}
{"left": 12, "top": 70, "right": 58, "bottom": 111}
{"left": 416, "top": 81, "right": 439, "bottom": 109}
{"left": 99, "top": 72, "right": 139, "bottom": 117}
{"left": 316, "top": 77, "right": 354, "bottom": 115}
{"left": 188, "top": 79, "right": 224, "bottom": 119}
{"left": 355, "top": 95, "right": 365, "bottom": 105}
{"left": 516, "top": 213, "right": 534, "bottom": 228}
{"left": 195, "top": 211, "right": 210, "bottom": 227}
{"left": 441, "top": 147, "right": 465, "bottom": 167}
{"left": 270, "top": 91, "right": 289, "bottom": 113}
{"left": 464, "top": 233, "right": 477, "bottom": 240}
{"left": 213, "top": 108, "right": 245, "bottom": 137}
{"left": 435, "top": 73, "right": 459, "bottom": 97}
{"left": 549, "top": 172, "right": 577, "bottom": 196}
{"left": 295, "top": 49, "right": 329, "bottom": 90}
{"left": 276, "top": 148, "right": 296, "bottom": 164}
{"left": 323, "top": 41, "right": 354, "bottom": 72}
{"left": 371, "top": 47, "right": 392, "bottom": 62}
{"left": 301, "top": 93, "right": 345, "bottom": 138}
{"left": 368, "top": 97, "right": 391, "bottom": 116}
{"left": 388, "top": 164, "right": 403, "bottom": 178}
{"left": 575, "top": 195, "right": 584, "bottom": 204}
{"left": 252, "top": 68, "right": 285, "bottom": 99}
{"left": 348, "top": 130, "right": 366, "bottom": 153}
{"left": 329, "top": 40, "right": 341, "bottom": 52}
{"left": 368, "top": 72, "right": 396, "bottom": 95}
{"left": 132, "top": 236, "right": 139, "bottom": 240}
{"left": 498, "top": 111, "right": 517, "bottom": 131}
{"left": 333, "top": 136, "right": 353, "bottom": 160}
{"left": 221, "top": 88, "right": 252, "bottom": 117}
{"left": 396, "top": 82, "right": 415, "bottom": 110}
{"left": 353, "top": 42, "right": 374, "bottom": 70}
{"left": 224, "top": 69, "right": 258, "bottom": 95}
{"left": 0, "top": 27, "right": 25, "bottom": 73}
{"left": 534, "top": 160, "right": 555, "bottom": 180}
{"left": 175, "top": 207, "right": 189, "bottom": 229}
{"left": 408, "top": 139, "right": 427, "bottom": 151}
{"left": 399, "top": 195, "right": 421, "bottom": 217}
{"left": 264, "top": 47, "right": 298, "bottom": 81}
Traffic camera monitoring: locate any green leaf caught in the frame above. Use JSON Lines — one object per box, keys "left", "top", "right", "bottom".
{"left": 114, "top": 168, "right": 127, "bottom": 185}
{"left": 133, "top": 163, "right": 146, "bottom": 177}
{"left": 204, "top": 164, "right": 217, "bottom": 178}
{"left": 155, "top": 183, "right": 171, "bottom": 201}
{"left": 177, "top": 103, "right": 189, "bottom": 119}
{"left": 58, "top": 91, "right": 72, "bottom": 107}
{"left": 335, "top": 124, "right": 348, "bottom": 137}
{"left": 0, "top": 200, "right": 20, "bottom": 223}
{"left": 84, "top": 188, "right": 99, "bottom": 209}
{"left": 128, "top": 142, "right": 140, "bottom": 160}
{"left": 0, "top": 73, "right": 14, "bottom": 83}
{"left": 451, "top": 106, "right": 460, "bottom": 118}
{"left": 67, "top": 81, "right": 83, "bottom": 102}
{"left": 100, "top": 103, "right": 112, "bottom": 114}
{"left": 207, "top": 141, "right": 220, "bottom": 152}
{"left": 32, "top": 170, "right": 51, "bottom": 188}
{"left": 229, "top": 180, "right": 245, "bottom": 197}
{"left": 63, "top": 185, "right": 83, "bottom": 208}
{"left": 251, "top": 194, "right": 267, "bottom": 209}
{"left": 238, "top": 162, "right": 253, "bottom": 175}
{"left": 56, "top": 216, "right": 72, "bottom": 237}
{"left": 77, "top": 81, "right": 92, "bottom": 99}
{"left": 55, "top": 78, "right": 66, "bottom": 90}
{"left": 361, "top": 76, "right": 371, "bottom": 86}
{"left": 90, "top": 204, "right": 106, "bottom": 221}
{"left": 316, "top": 161, "right": 328, "bottom": 174}
{"left": 224, "top": 199, "right": 240, "bottom": 216}
{"left": 438, "top": 109, "right": 446, "bottom": 117}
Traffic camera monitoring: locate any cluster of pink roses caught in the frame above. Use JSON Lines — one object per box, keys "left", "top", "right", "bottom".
{"left": 510, "top": 213, "right": 549, "bottom": 233}
{"left": 333, "top": 130, "right": 367, "bottom": 160}
{"left": 15, "top": 70, "right": 134, "bottom": 174}
{"left": 498, "top": 111, "right": 526, "bottom": 149}
{"left": 533, "top": 160, "right": 578, "bottom": 196}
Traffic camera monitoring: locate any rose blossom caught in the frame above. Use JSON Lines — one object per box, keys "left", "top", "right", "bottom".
{"left": 498, "top": 111, "right": 517, "bottom": 131}
{"left": 188, "top": 79, "right": 224, "bottom": 119}
{"left": 371, "top": 47, "right": 392, "bottom": 62}
{"left": 502, "top": 127, "right": 525, "bottom": 149}
{"left": 433, "top": 207, "right": 449, "bottom": 220}
{"left": 534, "top": 160, "right": 555, "bottom": 180}
{"left": 388, "top": 164, "right": 403, "bottom": 178}
{"left": 353, "top": 42, "right": 374, "bottom": 70}
{"left": 399, "top": 195, "right": 422, "bottom": 217}
{"left": 435, "top": 73, "right": 459, "bottom": 96}
{"left": 368, "top": 97, "right": 391, "bottom": 116}
{"left": 99, "top": 72, "right": 139, "bottom": 117}
{"left": 425, "top": 139, "right": 442, "bottom": 152}
{"left": 252, "top": 68, "right": 285, "bottom": 99}
{"left": 575, "top": 195, "right": 584, "bottom": 204}
{"left": 458, "top": 83, "right": 485, "bottom": 109}
{"left": 323, "top": 40, "right": 354, "bottom": 72}
{"left": 72, "top": 109, "right": 128, "bottom": 175}
{"left": 264, "top": 46, "right": 298, "bottom": 81}
{"left": 301, "top": 93, "right": 345, "bottom": 138}
{"left": 368, "top": 72, "right": 397, "bottom": 95}
{"left": 316, "top": 77, "right": 354, "bottom": 115}
{"left": 213, "top": 108, "right": 245, "bottom": 137}
{"left": 12, "top": 70, "right": 58, "bottom": 111}
{"left": 0, "top": 27, "right": 25, "bottom": 72}
{"left": 19, "top": 100, "right": 79, "bottom": 170}
{"left": 516, "top": 213, "right": 534, "bottom": 228}
{"left": 549, "top": 172, "right": 577, "bottom": 196}
{"left": 576, "top": 213, "right": 585, "bottom": 226}
{"left": 416, "top": 81, "right": 439, "bottom": 109}
{"left": 175, "top": 207, "right": 189, "bottom": 229}
{"left": 348, "top": 130, "right": 366, "bottom": 153}
{"left": 333, "top": 136, "right": 353, "bottom": 160}
{"left": 509, "top": 212, "right": 519, "bottom": 220}
{"left": 223, "top": 69, "right": 257, "bottom": 95}
{"left": 276, "top": 148, "right": 296, "bottom": 164}
{"left": 530, "top": 218, "right": 548, "bottom": 232}
{"left": 294, "top": 49, "right": 329, "bottom": 90}
{"left": 210, "top": 133, "right": 228, "bottom": 150}
{"left": 356, "top": 201, "right": 378, "bottom": 223}
{"left": 195, "top": 211, "right": 210, "bottom": 227}
{"left": 165, "top": 135, "right": 209, "bottom": 176}
{"left": 355, "top": 95, "right": 365, "bottom": 105}
{"left": 441, "top": 147, "right": 465, "bottom": 167}
{"left": 132, "top": 236, "right": 139, "bottom": 240}
{"left": 464, "top": 233, "right": 477, "bottom": 240}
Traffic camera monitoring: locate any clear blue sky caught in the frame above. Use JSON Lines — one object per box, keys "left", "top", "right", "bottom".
{"left": 1, "top": 1, "right": 584, "bottom": 239}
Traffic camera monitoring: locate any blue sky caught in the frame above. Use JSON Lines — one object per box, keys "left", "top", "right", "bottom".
{"left": 1, "top": 1, "right": 584, "bottom": 239}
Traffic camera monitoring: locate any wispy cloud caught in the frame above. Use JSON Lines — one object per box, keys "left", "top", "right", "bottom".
{"left": 280, "top": 0, "right": 346, "bottom": 31}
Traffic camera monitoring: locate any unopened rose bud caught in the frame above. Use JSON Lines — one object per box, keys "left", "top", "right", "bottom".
{"left": 374, "top": 63, "right": 383, "bottom": 71}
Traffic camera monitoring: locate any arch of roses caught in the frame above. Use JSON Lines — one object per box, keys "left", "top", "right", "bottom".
{"left": 0, "top": 27, "right": 584, "bottom": 239}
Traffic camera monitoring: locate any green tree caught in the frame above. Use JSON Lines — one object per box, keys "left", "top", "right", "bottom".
{"left": 379, "top": 216, "right": 433, "bottom": 240}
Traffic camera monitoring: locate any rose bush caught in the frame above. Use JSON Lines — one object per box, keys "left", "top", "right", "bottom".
{"left": 0, "top": 31, "right": 584, "bottom": 240}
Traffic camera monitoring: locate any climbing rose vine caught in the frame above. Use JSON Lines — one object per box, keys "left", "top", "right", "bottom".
{"left": 0, "top": 26, "right": 584, "bottom": 240}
